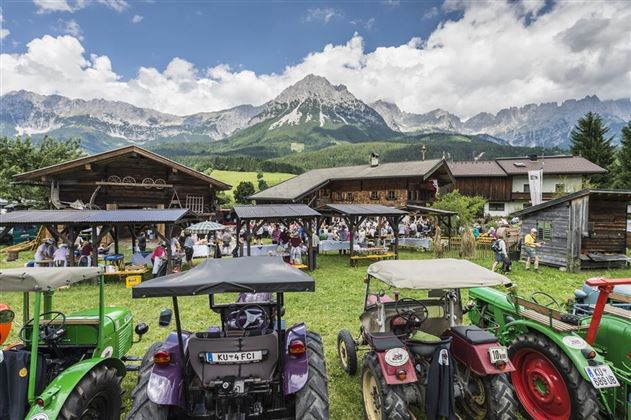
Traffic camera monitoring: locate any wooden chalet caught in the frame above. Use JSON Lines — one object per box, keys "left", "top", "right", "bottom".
{"left": 250, "top": 155, "right": 454, "bottom": 208}
{"left": 14, "top": 145, "right": 230, "bottom": 216}
{"left": 513, "top": 189, "right": 631, "bottom": 271}
{"left": 449, "top": 155, "right": 606, "bottom": 216}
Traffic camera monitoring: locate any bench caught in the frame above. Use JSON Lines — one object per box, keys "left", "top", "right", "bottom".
{"left": 514, "top": 296, "right": 588, "bottom": 332}
{"left": 603, "top": 304, "right": 631, "bottom": 320}
{"left": 350, "top": 253, "right": 396, "bottom": 267}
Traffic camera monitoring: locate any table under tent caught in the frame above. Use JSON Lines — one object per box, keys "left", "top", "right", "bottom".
{"left": 401, "top": 205, "right": 457, "bottom": 250}
{"left": 0, "top": 209, "right": 199, "bottom": 276}
{"left": 233, "top": 204, "right": 321, "bottom": 271}
{"left": 318, "top": 204, "right": 408, "bottom": 266}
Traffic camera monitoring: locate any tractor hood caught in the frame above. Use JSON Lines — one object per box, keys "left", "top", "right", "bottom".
{"left": 367, "top": 259, "right": 511, "bottom": 289}
{"left": 132, "top": 257, "right": 315, "bottom": 298}
{"left": 0, "top": 267, "right": 103, "bottom": 292}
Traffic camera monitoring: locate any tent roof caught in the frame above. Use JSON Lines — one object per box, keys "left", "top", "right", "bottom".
{"left": 367, "top": 259, "right": 511, "bottom": 289}
{"left": 0, "top": 267, "right": 104, "bottom": 292}
{"left": 233, "top": 204, "right": 320, "bottom": 220}
{"left": 0, "top": 208, "right": 196, "bottom": 226}
{"left": 323, "top": 204, "right": 407, "bottom": 217}
{"left": 132, "top": 257, "right": 315, "bottom": 298}
{"left": 404, "top": 205, "right": 457, "bottom": 216}
{"left": 513, "top": 189, "right": 631, "bottom": 217}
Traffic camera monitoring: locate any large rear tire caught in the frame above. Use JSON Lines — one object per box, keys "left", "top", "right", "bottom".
{"left": 509, "top": 333, "right": 602, "bottom": 420}
{"left": 58, "top": 364, "right": 122, "bottom": 420}
{"left": 126, "top": 342, "right": 169, "bottom": 420}
{"left": 295, "top": 332, "right": 329, "bottom": 420}
{"left": 337, "top": 329, "right": 358, "bottom": 375}
{"left": 361, "top": 352, "right": 410, "bottom": 420}
{"left": 457, "top": 370, "right": 518, "bottom": 420}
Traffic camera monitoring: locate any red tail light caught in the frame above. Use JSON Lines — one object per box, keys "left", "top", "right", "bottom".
{"left": 35, "top": 398, "right": 45, "bottom": 407}
{"left": 288, "top": 339, "right": 306, "bottom": 356}
{"left": 153, "top": 350, "right": 171, "bottom": 365}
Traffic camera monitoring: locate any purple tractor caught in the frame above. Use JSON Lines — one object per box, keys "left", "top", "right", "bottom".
{"left": 126, "top": 257, "right": 329, "bottom": 420}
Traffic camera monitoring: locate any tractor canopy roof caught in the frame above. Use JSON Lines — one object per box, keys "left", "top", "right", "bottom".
{"left": 132, "top": 257, "right": 315, "bottom": 298}
{"left": 0, "top": 267, "right": 104, "bottom": 292}
{"left": 367, "top": 259, "right": 511, "bottom": 290}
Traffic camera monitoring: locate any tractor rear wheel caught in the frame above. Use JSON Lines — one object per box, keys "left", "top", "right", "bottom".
{"left": 457, "top": 369, "right": 518, "bottom": 420}
{"left": 294, "top": 332, "right": 329, "bottom": 420}
{"left": 126, "top": 342, "right": 169, "bottom": 420}
{"left": 361, "top": 352, "right": 410, "bottom": 420}
{"left": 337, "top": 329, "right": 358, "bottom": 375}
{"left": 58, "top": 364, "right": 122, "bottom": 420}
{"left": 509, "top": 333, "right": 602, "bottom": 420}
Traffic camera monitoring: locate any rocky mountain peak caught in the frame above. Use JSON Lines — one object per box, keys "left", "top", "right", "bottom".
{"left": 273, "top": 74, "right": 356, "bottom": 105}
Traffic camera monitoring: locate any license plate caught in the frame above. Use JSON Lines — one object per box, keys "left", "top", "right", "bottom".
{"left": 488, "top": 346, "right": 509, "bottom": 364}
{"left": 204, "top": 351, "right": 263, "bottom": 364}
{"left": 585, "top": 365, "right": 620, "bottom": 389}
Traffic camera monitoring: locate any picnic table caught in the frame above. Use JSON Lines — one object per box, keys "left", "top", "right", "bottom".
{"left": 399, "top": 237, "right": 432, "bottom": 250}
{"left": 319, "top": 240, "right": 350, "bottom": 253}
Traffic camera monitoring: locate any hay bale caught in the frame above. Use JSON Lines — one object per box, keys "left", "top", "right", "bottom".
{"left": 460, "top": 228, "right": 477, "bottom": 259}
{"left": 433, "top": 226, "right": 444, "bottom": 258}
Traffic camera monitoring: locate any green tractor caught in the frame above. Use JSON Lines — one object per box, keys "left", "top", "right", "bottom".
{"left": 0, "top": 267, "right": 148, "bottom": 420}
{"left": 468, "top": 277, "right": 630, "bottom": 420}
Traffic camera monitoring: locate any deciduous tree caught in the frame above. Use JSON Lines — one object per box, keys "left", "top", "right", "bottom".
{"left": 233, "top": 181, "right": 256, "bottom": 204}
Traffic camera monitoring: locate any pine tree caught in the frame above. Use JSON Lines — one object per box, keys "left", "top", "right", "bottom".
{"left": 570, "top": 112, "right": 615, "bottom": 186}
{"left": 613, "top": 121, "right": 631, "bottom": 189}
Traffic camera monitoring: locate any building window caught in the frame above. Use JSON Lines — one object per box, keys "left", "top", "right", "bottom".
{"left": 523, "top": 184, "right": 530, "bottom": 193}
{"left": 536, "top": 221, "right": 552, "bottom": 241}
{"left": 488, "top": 202, "right": 505, "bottom": 212}
{"left": 387, "top": 190, "right": 396, "bottom": 200}
{"left": 185, "top": 194, "right": 204, "bottom": 214}
{"left": 370, "top": 191, "right": 380, "bottom": 200}
{"left": 320, "top": 188, "right": 330, "bottom": 197}
{"left": 347, "top": 192, "right": 354, "bottom": 201}
{"left": 555, "top": 184, "right": 565, "bottom": 193}
{"left": 335, "top": 192, "right": 343, "bottom": 201}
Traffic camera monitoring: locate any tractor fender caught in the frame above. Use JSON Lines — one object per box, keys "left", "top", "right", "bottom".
{"left": 148, "top": 331, "right": 189, "bottom": 407}
{"left": 24, "top": 357, "right": 125, "bottom": 420}
{"left": 283, "top": 322, "right": 309, "bottom": 394}
{"left": 503, "top": 319, "right": 601, "bottom": 382}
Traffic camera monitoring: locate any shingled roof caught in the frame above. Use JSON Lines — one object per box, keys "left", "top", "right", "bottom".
{"left": 250, "top": 159, "right": 452, "bottom": 202}
{"left": 448, "top": 155, "right": 606, "bottom": 178}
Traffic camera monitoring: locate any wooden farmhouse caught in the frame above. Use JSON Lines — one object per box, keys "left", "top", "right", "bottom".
{"left": 250, "top": 155, "right": 454, "bottom": 208}
{"left": 14, "top": 145, "right": 230, "bottom": 216}
{"left": 448, "top": 155, "right": 606, "bottom": 216}
{"left": 513, "top": 189, "right": 631, "bottom": 271}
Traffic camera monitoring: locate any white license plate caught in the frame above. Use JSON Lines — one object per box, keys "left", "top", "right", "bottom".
{"left": 585, "top": 365, "right": 620, "bottom": 389}
{"left": 488, "top": 346, "right": 509, "bottom": 363}
{"left": 205, "top": 351, "right": 263, "bottom": 364}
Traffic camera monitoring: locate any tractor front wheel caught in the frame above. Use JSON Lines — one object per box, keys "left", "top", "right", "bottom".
{"left": 509, "top": 333, "right": 602, "bottom": 420}
{"left": 457, "top": 370, "right": 518, "bottom": 420}
{"left": 126, "top": 342, "right": 169, "bottom": 420}
{"left": 294, "top": 331, "right": 330, "bottom": 419}
{"left": 58, "top": 364, "right": 122, "bottom": 420}
{"left": 361, "top": 352, "right": 410, "bottom": 420}
{"left": 337, "top": 329, "right": 358, "bottom": 375}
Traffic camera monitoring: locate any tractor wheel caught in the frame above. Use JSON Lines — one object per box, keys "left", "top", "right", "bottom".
{"left": 509, "top": 333, "right": 602, "bottom": 420}
{"left": 126, "top": 342, "right": 169, "bottom": 420}
{"left": 457, "top": 369, "right": 518, "bottom": 420}
{"left": 361, "top": 352, "right": 410, "bottom": 420}
{"left": 294, "top": 332, "right": 329, "bottom": 420}
{"left": 58, "top": 364, "right": 122, "bottom": 420}
{"left": 337, "top": 329, "right": 358, "bottom": 375}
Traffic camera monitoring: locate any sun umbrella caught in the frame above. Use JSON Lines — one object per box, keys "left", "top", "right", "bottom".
{"left": 185, "top": 221, "right": 226, "bottom": 234}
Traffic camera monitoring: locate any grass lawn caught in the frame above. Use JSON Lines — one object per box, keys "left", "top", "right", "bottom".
{"left": 209, "top": 170, "right": 295, "bottom": 200}
{"left": 1, "top": 248, "right": 630, "bottom": 418}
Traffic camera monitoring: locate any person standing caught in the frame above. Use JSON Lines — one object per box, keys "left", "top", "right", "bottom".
{"left": 137, "top": 232, "right": 147, "bottom": 252}
{"left": 183, "top": 232, "right": 194, "bottom": 267}
{"left": 524, "top": 228, "right": 544, "bottom": 271}
{"left": 53, "top": 243, "right": 70, "bottom": 267}
{"left": 222, "top": 230, "right": 232, "bottom": 256}
{"left": 491, "top": 233, "right": 509, "bottom": 273}
{"left": 151, "top": 242, "right": 168, "bottom": 277}
{"left": 271, "top": 224, "right": 281, "bottom": 245}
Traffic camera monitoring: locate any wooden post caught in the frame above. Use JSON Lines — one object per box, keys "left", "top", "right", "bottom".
{"left": 307, "top": 219, "right": 315, "bottom": 270}
{"left": 113, "top": 225, "right": 119, "bottom": 255}
{"left": 129, "top": 225, "right": 137, "bottom": 252}
{"left": 246, "top": 221, "right": 252, "bottom": 257}
{"left": 393, "top": 216, "right": 401, "bottom": 260}
{"left": 156, "top": 204, "right": 166, "bottom": 238}
{"left": 91, "top": 226, "right": 98, "bottom": 267}
{"left": 166, "top": 224, "right": 174, "bottom": 273}
{"left": 348, "top": 216, "right": 355, "bottom": 266}
{"left": 236, "top": 219, "right": 243, "bottom": 257}
{"left": 68, "top": 226, "right": 76, "bottom": 267}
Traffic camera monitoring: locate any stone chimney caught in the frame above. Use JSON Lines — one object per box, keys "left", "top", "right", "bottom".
{"left": 370, "top": 152, "right": 380, "bottom": 167}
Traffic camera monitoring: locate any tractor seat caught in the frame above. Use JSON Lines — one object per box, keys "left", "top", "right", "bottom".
{"left": 367, "top": 332, "right": 405, "bottom": 351}
{"left": 407, "top": 333, "right": 452, "bottom": 357}
{"left": 451, "top": 326, "right": 497, "bottom": 345}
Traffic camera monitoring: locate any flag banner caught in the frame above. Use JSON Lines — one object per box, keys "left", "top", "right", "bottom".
{"left": 528, "top": 170, "right": 543, "bottom": 205}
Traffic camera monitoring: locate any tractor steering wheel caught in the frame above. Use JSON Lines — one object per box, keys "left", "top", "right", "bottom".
{"left": 395, "top": 298, "right": 429, "bottom": 330}
{"left": 235, "top": 305, "right": 270, "bottom": 331}
{"left": 530, "top": 292, "right": 562, "bottom": 310}
{"left": 19, "top": 311, "right": 67, "bottom": 344}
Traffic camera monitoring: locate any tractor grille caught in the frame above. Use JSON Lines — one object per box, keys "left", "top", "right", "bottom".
{"left": 118, "top": 322, "right": 133, "bottom": 356}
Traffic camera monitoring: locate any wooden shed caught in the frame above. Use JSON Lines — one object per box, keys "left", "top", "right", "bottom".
{"left": 514, "top": 189, "right": 631, "bottom": 271}
{"left": 14, "top": 145, "right": 230, "bottom": 217}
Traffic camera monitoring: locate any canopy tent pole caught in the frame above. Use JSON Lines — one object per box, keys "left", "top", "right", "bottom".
{"left": 113, "top": 225, "right": 119, "bottom": 255}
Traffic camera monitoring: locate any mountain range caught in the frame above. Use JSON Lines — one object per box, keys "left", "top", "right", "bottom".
{"left": 1, "top": 74, "right": 629, "bottom": 154}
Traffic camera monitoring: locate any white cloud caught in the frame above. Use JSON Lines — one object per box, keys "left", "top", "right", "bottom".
{"left": 131, "top": 14, "right": 143, "bottom": 23}
{"left": 33, "top": 0, "right": 128, "bottom": 13}
{"left": 0, "top": 8, "right": 9, "bottom": 40}
{"left": 56, "top": 18, "right": 83, "bottom": 40}
{"left": 423, "top": 7, "right": 439, "bottom": 19}
{"left": 350, "top": 17, "right": 375, "bottom": 30}
{"left": 304, "top": 8, "right": 341, "bottom": 24}
{"left": 3, "top": 0, "right": 631, "bottom": 117}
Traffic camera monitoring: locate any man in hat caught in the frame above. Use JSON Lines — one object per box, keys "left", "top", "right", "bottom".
{"left": 53, "top": 243, "right": 70, "bottom": 267}
{"left": 35, "top": 239, "right": 54, "bottom": 267}
{"left": 524, "top": 227, "right": 544, "bottom": 271}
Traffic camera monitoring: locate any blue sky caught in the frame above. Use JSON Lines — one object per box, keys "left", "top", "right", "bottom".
{"left": 1, "top": 1, "right": 629, "bottom": 117}
{"left": 2, "top": 1, "right": 447, "bottom": 79}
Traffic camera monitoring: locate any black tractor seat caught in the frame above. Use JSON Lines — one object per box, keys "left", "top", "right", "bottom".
{"left": 407, "top": 336, "right": 452, "bottom": 357}
{"left": 367, "top": 332, "right": 405, "bottom": 352}
{"left": 451, "top": 326, "right": 497, "bottom": 345}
